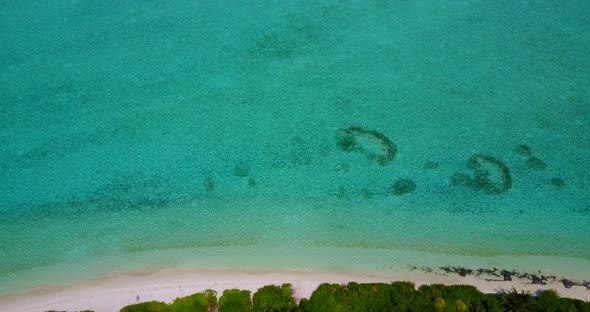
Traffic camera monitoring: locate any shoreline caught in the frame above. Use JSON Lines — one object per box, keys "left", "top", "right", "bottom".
{"left": 1, "top": 268, "right": 588, "bottom": 312}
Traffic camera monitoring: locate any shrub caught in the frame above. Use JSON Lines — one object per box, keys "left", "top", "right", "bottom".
{"left": 252, "top": 283, "right": 297, "bottom": 312}
{"left": 169, "top": 290, "right": 217, "bottom": 312}
{"left": 304, "top": 282, "right": 424, "bottom": 312}
{"left": 536, "top": 289, "right": 585, "bottom": 312}
{"left": 455, "top": 299, "right": 468, "bottom": 311}
{"left": 346, "top": 282, "right": 397, "bottom": 312}
{"left": 297, "top": 298, "right": 310, "bottom": 312}
{"left": 434, "top": 297, "right": 446, "bottom": 311}
{"left": 389, "top": 281, "right": 421, "bottom": 311}
{"left": 219, "top": 289, "right": 252, "bottom": 312}
{"left": 303, "top": 283, "right": 347, "bottom": 312}
{"left": 418, "top": 284, "right": 499, "bottom": 311}
{"left": 205, "top": 289, "right": 218, "bottom": 309}
{"left": 117, "top": 281, "right": 590, "bottom": 312}
{"left": 120, "top": 301, "right": 171, "bottom": 312}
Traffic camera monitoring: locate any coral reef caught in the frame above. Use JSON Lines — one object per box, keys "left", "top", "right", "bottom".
{"left": 391, "top": 178, "right": 416, "bottom": 196}
{"left": 451, "top": 154, "right": 512, "bottom": 195}
{"left": 336, "top": 127, "right": 397, "bottom": 166}
{"left": 513, "top": 144, "right": 549, "bottom": 171}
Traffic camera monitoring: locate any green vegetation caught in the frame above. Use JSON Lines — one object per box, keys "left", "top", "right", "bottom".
{"left": 218, "top": 289, "right": 252, "bottom": 312}
{"left": 119, "top": 282, "right": 590, "bottom": 312}
{"left": 305, "top": 282, "right": 420, "bottom": 312}
{"left": 120, "top": 301, "right": 171, "bottom": 312}
{"left": 120, "top": 290, "right": 216, "bottom": 312}
{"left": 252, "top": 283, "right": 297, "bottom": 312}
{"left": 303, "top": 283, "right": 589, "bottom": 312}
{"left": 47, "top": 310, "right": 94, "bottom": 312}
{"left": 170, "top": 289, "right": 217, "bottom": 312}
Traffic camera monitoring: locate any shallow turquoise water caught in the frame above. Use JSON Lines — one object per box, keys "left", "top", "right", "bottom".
{"left": 1, "top": 0, "right": 590, "bottom": 294}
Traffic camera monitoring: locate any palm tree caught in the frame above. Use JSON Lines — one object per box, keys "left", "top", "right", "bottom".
{"left": 497, "top": 288, "right": 536, "bottom": 312}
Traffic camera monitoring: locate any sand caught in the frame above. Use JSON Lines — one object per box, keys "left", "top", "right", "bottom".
{"left": 0, "top": 268, "right": 588, "bottom": 312}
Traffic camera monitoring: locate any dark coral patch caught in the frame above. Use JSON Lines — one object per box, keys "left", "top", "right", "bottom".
{"left": 527, "top": 156, "right": 547, "bottom": 171}
{"left": 360, "top": 188, "right": 374, "bottom": 199}
{"left": 336, "top": 127, "right": 397, "bottom": 166}
{"left": 335, "top": 186, "right": 349, "bottom": 200}
{"left": 424, "top": 161, "right": 439, "bottom": 170}
{"left": 203, "top": 176, "right": 215, "bottom": 193}
{"left": 513, "top": 144, "right": 532, "bottom": 156}
{"left": 450, "top": 173, "right": 471, "bottom": 187}
{"left": 392, "top": 178, "right": 416, "bottom": 196}
{"left": 335, "top": 162, "right": 350, "bottom": 173}
{"left": 251, "top": 33, "right": 295, "bottom": 59}
{"left": 233, "top": 163, "right": 250, "bottom": 177}
{"left": 550, "top": 177, "right": 565, "bottom": 188}
{"left": 451, "top": 154, "right": 512, "bottom": 195}
{"left": 336, "top": 134, "right": 356, "bottom": 151}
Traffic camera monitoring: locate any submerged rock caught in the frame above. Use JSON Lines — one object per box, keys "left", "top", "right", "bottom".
{"left": 439, "top": 266, "right": 473, "bottom": 277}
{"left": 336, "top": 127, "right": 397, "bottom": 166}
{"left": 451, "top": 154, "right": 512, "bottom": 195}
{"left": 561, "top": 279, "right": 574, "bottom": 289}
{"left": 476, "top": 268, "right": 499, "bottom": 277}
{"left": 500, "top": 270, "right": 513, "bottom": 281}
{"left": 457, "top": 268, "right": 473, "bottom": 277}
{"left": 531, "top": 275, "right": 546, "bottom": 285}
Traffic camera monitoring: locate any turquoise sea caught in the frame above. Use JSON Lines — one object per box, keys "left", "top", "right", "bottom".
{"left": 1, "top": 0, "right": 589, "bottom": 295}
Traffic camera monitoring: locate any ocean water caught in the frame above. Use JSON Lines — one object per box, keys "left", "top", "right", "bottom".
{"left": 1, "top": 0, "right": 589, "bottom": 295}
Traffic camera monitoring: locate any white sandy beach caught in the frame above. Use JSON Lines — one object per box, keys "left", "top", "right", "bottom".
{"left": 1, "top": 269, "right": 588, "bottom": 312}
